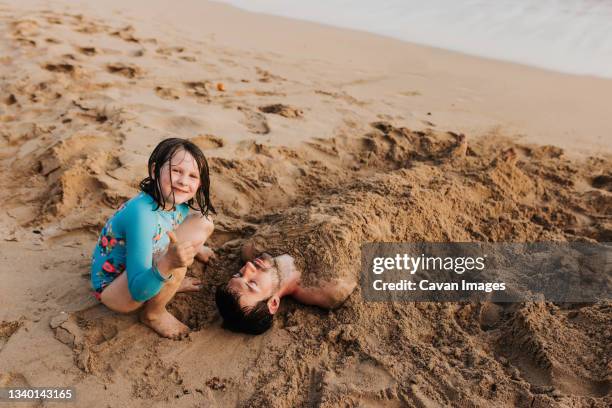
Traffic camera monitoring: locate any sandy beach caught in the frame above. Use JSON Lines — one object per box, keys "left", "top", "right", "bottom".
{"left": 0, "top": 0, "right": 610, "bottom": 406}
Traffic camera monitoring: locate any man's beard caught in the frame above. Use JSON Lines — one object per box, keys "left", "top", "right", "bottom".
{"left": 260, "top": 253, "right": 283, "bottom": 291}
{"left": 270, "top": 266, "right": 282, "bottom": 292}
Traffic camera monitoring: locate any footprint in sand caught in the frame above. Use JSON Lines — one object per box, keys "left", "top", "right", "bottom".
{"left": 191, "top": 134, "right": 225, "bottom": 150}
{"left": 72, "top": 18, "right": 106, "bottom": 35}
{"left": 11, "top": 19, "right": 40, "bottom": 37}
{"left": 0, "top": 372, "right": 30, "bottom": 389}
{"left": 43, "top": 62, "right": 79, "bottom": 75}
{"left": 50, "top": 310, "right": 119, "bottom": 373}
{"left": 52, "top": 306, "right": 185, "bottom": 390}
{"left": 106, "top": 63, "right": 143, "bottom": 78}
{"left": 0, "top": 320, "right": 22, "bottom": 352}
{"left": 45, "top": 16, "right": 63, "bottom": 25}
{"left": 259, "top": 104, "right": 303, "bottom": 118}
{"left": 156, "top": 46, "right": 185, "bottom": 56}
{"left": 156, "top": 47, "right": 196, "bottom": 62}
{"left": 62, "top": 53, "right": 78, "bottom": 61}
{"left": 154, "top": 86, "right": 180, "bottom": 100}
{"left": 76, "top": 46, "right": 97, "bottom": 56}
{"left": 318, "top": 359, "right": 398, "bottom": 404}
{"left": 591, "top": 174, "right": 612, "bottom": 192}
{"left": 183, "top": 81, "right": 211, "bottom": 102}
{"left": 238, "top": 106, "right": 270, "bottom": 135}
{"left": 131, "top": 49, "right": 146, "bottom": 57}
{"left": 109, "top": 25, "right": 140, "bottom": 43}
{"left": 15, "top": 37, "right": 36, "bottom": 47}
{"left": 255, "top": 66, "right": 286, "bottom": 83}
{"left": 4, "top": 94, "right": 17, "bottom": 106}
{"left": 315, "top": 89, "right": 366, "bottom": 107}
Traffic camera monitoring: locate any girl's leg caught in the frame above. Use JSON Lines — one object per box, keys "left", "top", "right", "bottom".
{"left": 100, "top": 268, "right": 191, "bottom": 338}
{"left": 139, "top": 265, "right": 189, "bottom": 338}
{"left": 175, "top": 214, "right": 215, "bottom": 291}
{"left": 99, "top": 272, "right": 142, "bottom": 313}
{"left": 174, "top": 214, "right": 214, "bottom": 248}
{"left": 140, "top": 214, "right": 214, "bottom": 338}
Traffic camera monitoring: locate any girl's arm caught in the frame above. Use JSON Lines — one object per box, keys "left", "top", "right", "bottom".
{"left": 123, "top": 201, "right": 171, "bottom": 302}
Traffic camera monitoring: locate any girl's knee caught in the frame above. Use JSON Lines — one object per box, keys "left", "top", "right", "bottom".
{"left": 200, "top": 215, "right": 214, "bottom": 236}
{"left": 191, "top": 214, "right": 214, "bottom": 238}
{"left": 185, "top": 214, "right": 213, "bottom": 228}
{"left": 178, "top": 214, "right": 214, "bottom": 245}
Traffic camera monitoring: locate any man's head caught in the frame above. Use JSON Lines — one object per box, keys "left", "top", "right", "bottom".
{"left": 215, "top": 254, "right": 281, "bottom": 335}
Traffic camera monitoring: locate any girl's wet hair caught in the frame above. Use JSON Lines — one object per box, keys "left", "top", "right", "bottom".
{"left": 139, "top": 138, "right": 215, "bottom": 216}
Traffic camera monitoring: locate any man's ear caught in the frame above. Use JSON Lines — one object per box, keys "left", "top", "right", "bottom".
{"left": 267, "top": 295, "right": 280, "bottom": 315}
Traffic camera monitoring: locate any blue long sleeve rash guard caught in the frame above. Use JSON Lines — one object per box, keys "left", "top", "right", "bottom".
{"left": 91, "top": 192, "right": 189, "bottom": 302}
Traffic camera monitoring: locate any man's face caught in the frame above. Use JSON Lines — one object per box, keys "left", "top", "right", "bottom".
{"left": 227, "top": 257, "right": 280, "bottom": 309}
{"left": 159, "top": 149, "right": 200, "bottom": 205}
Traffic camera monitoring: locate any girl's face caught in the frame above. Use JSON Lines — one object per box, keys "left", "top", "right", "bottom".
{"left": 158, "top": 149, "right": 200, "bottom": 206}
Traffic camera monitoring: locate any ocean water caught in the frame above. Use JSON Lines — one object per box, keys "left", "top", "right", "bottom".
{"left": 215, "top": 0, "right": 612, "bottom": 78}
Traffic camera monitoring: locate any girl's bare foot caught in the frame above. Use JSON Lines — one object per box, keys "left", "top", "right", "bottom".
{"left": 195, "top": 245, "right": 216, "bottom": 263}
{"left": 178, "top": 276, "right": 202, "bottom": 293}
{"left": 140, "top": 309, "right": 189, "bottom": 339}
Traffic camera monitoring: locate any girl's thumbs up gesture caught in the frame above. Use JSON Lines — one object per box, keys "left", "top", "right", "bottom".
{"left": 164, "top": 231, "right": 198, "bottom": 269}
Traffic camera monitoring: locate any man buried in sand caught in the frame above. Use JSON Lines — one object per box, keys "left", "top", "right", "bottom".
{"left": 214, "top": 132, "right": 479, "bottom": 334}
{"left": 215, "top": 208, "right": 361, "bottom": 335}
{"left": 91, "top": 138, "right": 215, "bottom": 339}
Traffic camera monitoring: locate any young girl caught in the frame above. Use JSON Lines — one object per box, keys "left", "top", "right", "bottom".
{"left": 91, "top": 138, "right": 215, "bottom": 339}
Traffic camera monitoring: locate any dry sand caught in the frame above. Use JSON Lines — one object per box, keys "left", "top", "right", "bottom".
{"left": 0, "top": 0, "right": 610, "bottom": 407}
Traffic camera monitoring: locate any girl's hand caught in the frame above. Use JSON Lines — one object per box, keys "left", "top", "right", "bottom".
{"left": 163, "top": 231, "right": 198, "bottom": 269}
